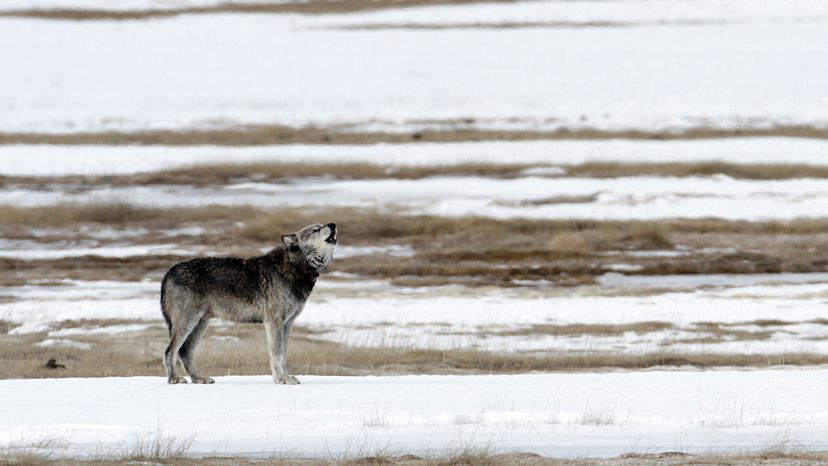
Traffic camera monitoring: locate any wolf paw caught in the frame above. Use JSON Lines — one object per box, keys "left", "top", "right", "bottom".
{"left": 192, "top": 376, "right": 215, "bottom": 384}
{"left": 275, "top": 375, "right": 300, "bottom": 385}
{"left": 167, "top": 376, "right": 188, "bottom": 384}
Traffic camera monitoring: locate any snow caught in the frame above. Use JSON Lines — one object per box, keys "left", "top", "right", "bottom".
{"left": 36, "top": 338, "right": 93, "bottom": 349}
{"left": 0, "top": 239, "right": 204, "bottom": 260}
{"left": 0, "top": 280, "right": 158, "bottom": 330}
{"left": 7, "top": 321, "right": 53, "bottom": 335}
{"left": 6, "top": 275, "right": 828, "bottom": 354}
{"left": 294, "top": 281, "right": 828, "bottom": 353}
{"left": 596, "top": 272, "right": 828, "bottom": 289}
{"left": 6, "top": 174, "right": 828, "bottom": 221}
{"left": 48, "top": 323, "right": 161, "bottom": 337}
{"left": 3, "top": 372, "right": 828, "bottom": 458}
{"left": 327, "top": 244, "right": 414, "bottom": 259}
{"left": 1, "top": 4, "right": 827, "bottom": 134}
{"left": 2, "top": 138, "right": 828, "bottom": 176}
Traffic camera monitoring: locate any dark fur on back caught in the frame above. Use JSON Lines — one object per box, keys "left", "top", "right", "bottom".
{"left": 161, "top": 246, "right": 319, "bottom": 325}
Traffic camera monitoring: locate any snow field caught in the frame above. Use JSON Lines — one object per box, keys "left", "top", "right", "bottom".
{"left": 2, "top": 139, "right": 828, "bottom": 176}
{"left": 5, "top": 275, "right": 828, "bottom": 355}
{"left": 6, "top": 173, "right": 828, "bottom": 221}
{"left": 1, "top": 3, "right": 827, "bottom": 133}
{"left": 3, "top": 372, "right": 828, "bottom": 458}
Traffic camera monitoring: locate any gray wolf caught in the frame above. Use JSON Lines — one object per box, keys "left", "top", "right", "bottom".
{"left": 160, "top": 223, "right": 337, "bottom": 384}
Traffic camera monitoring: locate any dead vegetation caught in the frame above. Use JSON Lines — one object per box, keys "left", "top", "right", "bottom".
{"left": 0, "top": 203, "right": 255, "bottom": 228}
{"left": 456, "top": 319, "right": 815, "bottom": 346}
{"left": 3, "top": 204, "right": 828, "bottom": 287}
{"left": 5, "top": 450, "right": 828, "bottom": 465}
{"left": 334, "top": 20, "right": 639, "bottom": 30}
{"left": 1, "top": 124, "right": 828, "bottom": 146}
{"left": 0, "top": 0, "right": 510, "bottom": 20}
{"left": 0, "top": 162, "right": 543, "bottom": 188}
{"left": 3, "top": 319, "right": 828, "bottom": 380}
{"left": 492, "top": 322, "right": 676, "bottom": 337}
{"left": 5, "top": 161, "right": 828, "bottom": 193}
{"left": 566, "top": 161, "right": 828, "bottom": 180}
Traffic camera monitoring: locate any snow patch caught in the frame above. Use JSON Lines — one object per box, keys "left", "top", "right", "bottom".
{"left": 2, "top": 139, "right": 828, "bottom": 176}
{"left": 2, "top": 373, "right": 828, "bottom": 457}
{"left": 36, "top": 338, "right": 93, "bottom": 350}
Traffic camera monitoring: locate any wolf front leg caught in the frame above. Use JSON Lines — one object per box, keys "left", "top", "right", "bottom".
{"left": 264, "top": 314, "right": 299, "bottom": 385}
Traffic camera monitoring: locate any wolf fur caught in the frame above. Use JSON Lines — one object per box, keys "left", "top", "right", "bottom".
{"left": 160, "top": 223, "right": 337, "bottom": 385}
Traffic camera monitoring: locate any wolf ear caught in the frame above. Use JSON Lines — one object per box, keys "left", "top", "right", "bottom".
{"left": 281, "top": 234, "right": 299, "bottom": 249}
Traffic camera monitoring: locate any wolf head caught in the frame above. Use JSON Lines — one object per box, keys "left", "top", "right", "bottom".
{"left": 282, "top": 223, "right": 337, "bottom": 272}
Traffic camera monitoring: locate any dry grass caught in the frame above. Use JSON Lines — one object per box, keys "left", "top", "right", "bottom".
{"left": 494, "top": 193, "right": 600, "bottom": 207}
{"left": 8, "top": 161, "right": 828, "bottom": 190}
{"left": 566, "top": 161, "right": 828, "bottom": 180}
{"left": 0, "top": 254, "right": 193, "bottom": 283}
{"left": 333, "top": 21, "right": 640, "bottom": 30}
{"left": 0, "top": 203, "right": 255, "bottom": 227}
{"left": 0, "top": 0, "right": 510, "bottom": 20}
{"left": 465, "top": 320, "right": 794, "bottom": 346}
{"left": 1, "top": 124, "right": 827, "bottom": 146}
{"left": 493, "top": 322, "right": 675, "bottom": 337}
{"left": 4, "top": 204, "right": 828, "bottom": 287}
{"left": 4, "top": 201, "right": 828, "bottom": 236}
{"left": 5, "top": 447, "right": 828, "bottom": 466}
{"left": 0, "top": 162, "right": 543, "bottom": 188}
{"left": 4, "top": 320, "right": 828, "bottom": 380}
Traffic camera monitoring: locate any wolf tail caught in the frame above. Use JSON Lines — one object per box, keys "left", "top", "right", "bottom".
{"left": 160, "top": 271, "right": 172, "bottom": 335}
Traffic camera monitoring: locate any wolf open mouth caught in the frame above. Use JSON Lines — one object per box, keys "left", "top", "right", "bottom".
{"left": 325, "top": 224, "right": 337, "bottom": 244}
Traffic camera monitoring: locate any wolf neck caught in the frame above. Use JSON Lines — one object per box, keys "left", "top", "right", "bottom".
{"left": 267, "top": 247, "right": 320, "bottom": 278}
{"left": 301, "top": 245, "right": 331, "bottom": 272}
{"left": 265, "top": 247, "right": 318, "bottom": 299}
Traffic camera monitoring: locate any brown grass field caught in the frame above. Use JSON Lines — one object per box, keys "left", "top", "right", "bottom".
{"left": 2, "top": 203, "right": 828, "bottom": 287}
{"left": 0, "top": 0, "right": 512, "bottom": 20}
{"left": 1, "top": 124, "right": 827, "bottom": 145}
{"left": 6, "top": 161, "right": 828, "bottom": 188}
{"left": 3, "top": 443, "right": 827, "bottom": 465}
{"left": 2, "top": 317, "right": 827, "bottom": 380}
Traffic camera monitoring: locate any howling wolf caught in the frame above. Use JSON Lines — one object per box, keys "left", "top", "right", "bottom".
{"left": 160, "top": 223, "right": 337, "bottom": 385}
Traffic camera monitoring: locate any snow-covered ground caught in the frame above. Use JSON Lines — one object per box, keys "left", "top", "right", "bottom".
{"left": 5, "top": 274, "right": 828, "bottom": 355}
{"left": 0, "top": 239, "right": 409, "bottom": 261}
{"left": 2, "top": 138, "right": 828, "bottom": 176}
{"left": 5, "top": 173, "right": 828, "bottom": 221}
{"left": 3, "top": 372, "right": 828, "bottom": 458}
{"left": 1, "top": 1, "right": 827, "bottom": 134}
{"left": 0, "top": 239, "right": 206, "bottom": 259}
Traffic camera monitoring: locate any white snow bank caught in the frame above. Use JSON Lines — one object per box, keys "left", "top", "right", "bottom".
{"left": 5, "top": 174, "right": 828, "bottom": 221}
{"left": 0, "top": 280, "right": 158, "bottom": 329}
{"left": 1, "top": 11, "right": 826, "bottom": 134}
{"left": 3, "top": 372, "right": 828, "bottom": 458}
{"left": 0, "top": 240, "right": 202, "bottom": 260}
{"left": 35, "top": 338, "right": 93, "bottom": 349}
{"left": 48, "top": 323, "right": 161, "bottom": 337}
{"left": 2, "top": 138, "right": 828, "bottom": 176}
{"left": 6, "top": 276, "right": 828, "bottom": 354}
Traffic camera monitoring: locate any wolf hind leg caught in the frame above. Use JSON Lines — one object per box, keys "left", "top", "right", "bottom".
{"left": 163, "top": 311, "right": 202, "bottom": 384}
{"left": 179, "top": 316, "right": 214, "bottom": 384}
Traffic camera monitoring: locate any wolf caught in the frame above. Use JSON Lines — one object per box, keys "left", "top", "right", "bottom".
{"left": 160, "top": 223, "right": 337, "bottom": 385}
